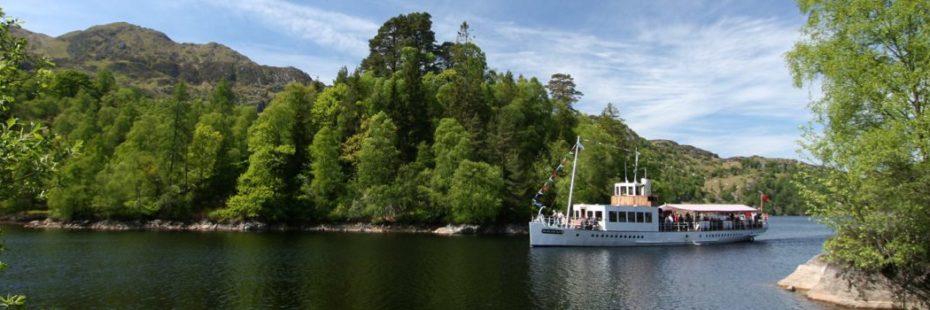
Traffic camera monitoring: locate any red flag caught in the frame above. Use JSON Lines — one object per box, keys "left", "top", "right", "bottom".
{"left": 760, "top": 193, "right": 771, "bottom": 202}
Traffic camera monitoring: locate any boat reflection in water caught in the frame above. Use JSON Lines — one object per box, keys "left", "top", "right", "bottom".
{"left": 528, "top": 246, "right": 664, "bottom": 309}
{"left": 526, "top": 236, "right": 822, "bottom": 309}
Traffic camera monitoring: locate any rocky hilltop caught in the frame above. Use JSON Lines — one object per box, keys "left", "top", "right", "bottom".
{"left": 13, "top": 22, "right": 313, "bottom": 104}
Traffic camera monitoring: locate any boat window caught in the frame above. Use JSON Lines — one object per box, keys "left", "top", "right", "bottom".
{"left": 645, "top": 212, "right": 652, "bottom": 223}
{"left": 586, "top": 211, "right": 593, "bottom": 218}
{"left": 595, "top": 211, "right": 603, "bottom": 220}
{"left": 618, "top": 212, "right": 627, "bottom": 222}
{"left": 636, "top": 212, "right": 644, "bottom": 223}
{"left": 608, "top": 211, "right": 617, "bottom": 222}
{"left": 628, "top": 212, "right": 635, "bottom": 223}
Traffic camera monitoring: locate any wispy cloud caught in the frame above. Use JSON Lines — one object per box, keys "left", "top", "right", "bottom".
{"left": 203, "top": 0, "right": 377, "bottom": 55}
{"left": 197, "top": 1, "right": 809, "bottom": 159}
{"left": 435, "top": 15, "right": 808, "bottom": 159}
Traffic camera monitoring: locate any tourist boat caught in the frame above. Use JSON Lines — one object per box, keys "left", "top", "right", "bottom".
{"left": 529, "top": 137, "right": 768, "bottom": 247}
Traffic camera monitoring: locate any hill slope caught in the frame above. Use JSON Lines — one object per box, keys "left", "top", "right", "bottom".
{"left": 13, "top": 22, "right": 313, "bottom": 104}
{"left": 647, "top": 139, "right": 807, "bottom": 214}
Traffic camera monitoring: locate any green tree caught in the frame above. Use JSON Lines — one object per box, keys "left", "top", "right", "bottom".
{"left": 165, "top": 82, "right": 192, "bottom": 189}
{"left": 431, "top": 118, "right": 471, "bottom": 189}
{"left": 356, "top": 112, "right": 399, "bottom": 190}
{"left": 787, "top": 0, "right": 930, "bottom": 304}
{"left": 46, "top": 90, "right": 136, "bottom": 220}
{"left": 437, "top": 22, "right": 490, "bottom": 135}
{"left": 353, "top": 112, "right": 400, "bottom": 220}
{"left": 210, "top": 79, "right": 235, "bottom": 111}
{"left": 48, "top": 70, "right": 93, "bottom": 99}
{"left": 428, "top": 118, "right": 472, "bottom": 218}
{"left": 361, "top": 12, "right": 437, "bottom": 76}
{"left": 0, "top": 8, "right": 56, "bottom": 199}
{"left": 547, "top": 73, "right": 581, "bottom": 144}
{"left": 311, "top": 83, "right": 348, "bottom": 130}
{"left": 393, "top": 142, "right": 434, "bottom": 222}
{"left": 216, "top": 83, "right": 315, "bottom": 220}
{"left": 93, "top": 112, "right": 165, "bottom": 218}
{"left": 0, "top": 9, "right": 53, "bottom": 306}
{"left": 186, "top": 123, "right": 223, "bottom": 198}
{"left": 93, "top": 69, "right": 116, "bottom": 98}
{"left": 554, "top": 119, "right": 619, "bottom": 204}
{"left": 191, "top": 83, "right": 250, "bottom": 208}
{"left": 303, "top": 125, "right": 343, "bottom": 218}
{"left": 389, "top": 46, "right": 432, "bottom": 160}
{"left": 546, "top": 73, "right": 583, "bottom": 104}
{"left": 449, "top": 160, "right": 502, "bottom": 224}
{"left": 0, "top": 118, "right": 56, "bottom": 199}
{"left": 489, "top": 76, "right": 555, "bottom": 221}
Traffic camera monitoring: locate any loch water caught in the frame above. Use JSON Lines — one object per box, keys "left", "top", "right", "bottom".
{"left": 0, "top": 216, "right": 833, "bottom": 309}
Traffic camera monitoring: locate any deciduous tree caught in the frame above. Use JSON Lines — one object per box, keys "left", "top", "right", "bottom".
{"left": 303, "top": 125, "right": 343, "bottom": 217}
{"left": 449, "top": 160, "right": 502, "bottom": 224}
{"left": 788, "top": 0, "right": 930, "bottom": 304}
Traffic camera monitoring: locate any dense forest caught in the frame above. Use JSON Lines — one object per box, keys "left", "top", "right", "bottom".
{"left": 2, "top": 12, "right": 809, "bottom": 225}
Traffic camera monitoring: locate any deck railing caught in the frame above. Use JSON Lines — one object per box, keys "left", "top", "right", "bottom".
{"left": 658, "top": 220, "right": 766, "bottom": 232}
{"left": 534, "top": 216, "right": 766, "bottom": 232}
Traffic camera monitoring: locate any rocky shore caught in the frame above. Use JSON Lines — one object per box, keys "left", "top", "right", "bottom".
{"left": 9, "top": 218, "right": 528, "bottom": 236}
{"left": 778, "top": 255, "right": 925, "bottom": 309}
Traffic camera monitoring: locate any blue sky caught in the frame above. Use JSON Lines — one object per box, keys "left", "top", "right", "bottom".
{"left": 5, "top": 0, "right": 816, "bottom": 160}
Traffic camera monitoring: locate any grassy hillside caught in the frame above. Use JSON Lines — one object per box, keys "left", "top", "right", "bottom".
{"left": 647, "top": 139, "right": 808, "bottom": 215}
{"left": 12, "top": 22, "right": 313, "bottom": 104}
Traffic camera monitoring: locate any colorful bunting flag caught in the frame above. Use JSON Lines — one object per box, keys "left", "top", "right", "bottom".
{"left": 531, "top": 148, "right": 577, "bottom": 209}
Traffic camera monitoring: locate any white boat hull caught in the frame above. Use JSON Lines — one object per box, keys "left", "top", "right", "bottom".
{"left": 529, "top": 221, "right": 767, "bottom": 247}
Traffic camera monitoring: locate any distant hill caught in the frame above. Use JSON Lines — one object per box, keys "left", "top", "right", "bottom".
{"left": 647, "top": 139, "right": 808, "bottom": 215}
{"left": 13, "top": 22, "right": 313, "bottom": 104}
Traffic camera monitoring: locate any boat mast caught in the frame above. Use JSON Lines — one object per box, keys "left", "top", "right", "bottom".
{"left": 633, "top": 148, "right": 639, "bottom": 182}
{"left": 565, "top": 136, "right": 582, "bottom": 220}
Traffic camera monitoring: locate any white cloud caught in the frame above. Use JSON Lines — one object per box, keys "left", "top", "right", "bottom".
{"left": 203, "top": 0, "right": 377, "bottom": 55}
{"left": 437, "top": 15, "right": 810, "bottom": 159}
{"left": 685, "top": 130, "right": 802, "bottom": 160}
{"left": 195, "top": 1, "right": 811, "bottom": 159}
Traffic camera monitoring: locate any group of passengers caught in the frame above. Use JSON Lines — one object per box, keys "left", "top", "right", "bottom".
{"left": 660, "top": 211, "right": 764, "bottom": 231}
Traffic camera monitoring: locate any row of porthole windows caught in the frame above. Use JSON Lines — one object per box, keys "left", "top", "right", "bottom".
{"left": 701, "top": 233, "right": 742, "bottom": 238}
{"left": 579, "top": 233, "right": 643, "bottom": 239}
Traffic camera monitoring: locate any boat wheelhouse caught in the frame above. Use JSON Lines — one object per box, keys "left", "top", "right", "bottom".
{"left": 529, "top": 137, "right": 768, "bottom": 247}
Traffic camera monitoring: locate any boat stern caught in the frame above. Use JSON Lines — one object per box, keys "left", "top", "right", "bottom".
{"left": 529, "top": 220, "right": 570, "bottom": 247}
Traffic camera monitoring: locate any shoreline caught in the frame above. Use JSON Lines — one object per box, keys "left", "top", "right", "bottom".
{"left": 778, "top": 254, "right": 925, "bottom": 309}
{"left": 0, "top": 218, "right": 529, "bottom": 236}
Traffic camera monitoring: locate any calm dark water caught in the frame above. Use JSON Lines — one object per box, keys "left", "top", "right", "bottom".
{"left": 0, "top": 216, "right": 832, "bottom": 309}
